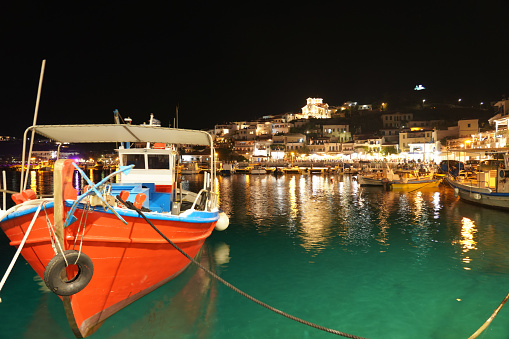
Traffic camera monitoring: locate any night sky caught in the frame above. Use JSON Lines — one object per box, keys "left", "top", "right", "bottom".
{"left": 2, "top": 2, "right": 508, "bottom": 137}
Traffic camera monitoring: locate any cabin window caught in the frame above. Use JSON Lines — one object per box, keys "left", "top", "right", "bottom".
{"left": 148, "top": 154, "right": 170, "bottom": 169}
{"left": 123, "top": 154, "right": 145, "bottom": 169}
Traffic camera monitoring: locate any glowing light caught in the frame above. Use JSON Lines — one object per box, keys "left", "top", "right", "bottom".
{"left": 414, "top": 84, "right": 425, "bottom": 90}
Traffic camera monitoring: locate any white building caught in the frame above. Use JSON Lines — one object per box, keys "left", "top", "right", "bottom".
{"left": 300, "top": 98, "right": 331, "bottom": 119}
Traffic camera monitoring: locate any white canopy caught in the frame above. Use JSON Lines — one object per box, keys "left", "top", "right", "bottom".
{"left": 27, "top": 124, "right": 213, "bottom": 146}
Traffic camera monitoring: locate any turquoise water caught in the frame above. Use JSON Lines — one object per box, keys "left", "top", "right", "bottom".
{"left": 2, "top": 171, "right": 509, "bottom": 338}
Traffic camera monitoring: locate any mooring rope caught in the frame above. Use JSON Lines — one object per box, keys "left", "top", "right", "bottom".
{"left": 117, "top": 196, "right": 367, "bottom": 339}
{"left": 0, "top": 201, "right": 45, "bottom": 302}
{"left": 468, "top": 291, "right": 509, "bottom": 339}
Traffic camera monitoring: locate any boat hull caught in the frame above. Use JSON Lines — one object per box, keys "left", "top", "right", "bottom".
{"left": 445, "top": 176, "right": 509, "bottom": 210}
{"left": 0, "top": 201, "right": 218, "bottom": 337}
{"left": 357, "top": 175, "right": 384, "bottom": 186}
{"left": 390, "top": 178, "right": 441, "bottom": 190}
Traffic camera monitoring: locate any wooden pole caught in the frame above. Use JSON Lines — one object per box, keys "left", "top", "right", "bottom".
{"left": 22, "top": 59, "right": 46, "bottom": 191}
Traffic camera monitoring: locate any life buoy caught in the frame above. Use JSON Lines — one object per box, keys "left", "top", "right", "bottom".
{"left": 44, "top": 250, "right": 94, "bottom": 296}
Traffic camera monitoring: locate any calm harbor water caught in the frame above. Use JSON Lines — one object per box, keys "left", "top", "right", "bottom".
{"left": 1, "top": 170, "right": 509, "bottom": 338}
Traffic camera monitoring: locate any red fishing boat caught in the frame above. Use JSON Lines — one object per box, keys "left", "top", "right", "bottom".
{"left": 0, "top": 121, "right": 229, "bottom": 337}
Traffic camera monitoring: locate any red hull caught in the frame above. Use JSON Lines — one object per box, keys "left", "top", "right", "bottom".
{"left": 1, "top": 204, "right": 217, "bottom": 337}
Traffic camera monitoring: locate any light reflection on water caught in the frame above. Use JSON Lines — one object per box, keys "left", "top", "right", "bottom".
{"left": 3, "top": 170, "right": 507, "bottom": 274}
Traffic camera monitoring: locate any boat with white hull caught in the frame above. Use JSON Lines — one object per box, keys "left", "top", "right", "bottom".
{"left": 445, "top": 170, "right": 509, "bottom": 209}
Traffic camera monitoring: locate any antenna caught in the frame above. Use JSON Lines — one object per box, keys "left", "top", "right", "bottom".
{"left": 176, "top": 105, "right": 179, "bottom": 129}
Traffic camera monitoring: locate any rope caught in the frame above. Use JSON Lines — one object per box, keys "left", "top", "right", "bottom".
{"left": 407, "top": 177, "right": 441, "bottom": 194}
{"left": 468, "top": 291, "right": 509, "bottom": 339}
{"left": 0, "top": 201, "right": 45, "bottom": 302}
{"left": 117, "top": 196, "right": 367, "bottom": 339}
{"left": 42, "top": 202, "right": 68, "bottom": 266}
{"left": 72, "top": 201, "right": 90, "bottom": 265}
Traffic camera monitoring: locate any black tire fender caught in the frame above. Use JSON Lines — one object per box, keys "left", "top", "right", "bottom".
{"left": 44, "top": 250, "right": 94, "bottom": 296}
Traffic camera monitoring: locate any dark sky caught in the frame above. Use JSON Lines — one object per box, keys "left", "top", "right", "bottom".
{"left": 2, "top": 2, "right": 508, "bottom": 137}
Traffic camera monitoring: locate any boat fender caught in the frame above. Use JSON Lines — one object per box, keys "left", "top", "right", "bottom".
{"left": 44, "top": 250, "right": 94, "bottom": 296}
{"left": 215, "top": 212, "right": 229, "bottom": 231}
{"left": 500, "top": 170, "right": 505, "bottom": 178}
{"left": 454, "top": 188, "right": 459, "bottom": 197}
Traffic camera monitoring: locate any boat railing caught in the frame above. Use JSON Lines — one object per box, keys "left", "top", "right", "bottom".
{"left": 189, "top": 188, "right": 217, "bottom": 212}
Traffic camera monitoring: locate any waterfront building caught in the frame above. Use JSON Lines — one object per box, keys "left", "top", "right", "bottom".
{"left": 466, "top": 131, "right": 504, "bottom": 150}
{"left": 353, "top": 134, "right": 384, "bottom": 155}
{"left": 399, "top": 128, "right": 435, "bottom": 153}
{"left": 30, "top": 150, "right": 80, "bottom": 161}
{"left": 181, "top": 150, "right": 212, "bottom": 164}
{"left": 407, "top": 142, "right": 439, "bottom": 162}
{"left": 252, "top": 139, "right": 273, "bottom": 159}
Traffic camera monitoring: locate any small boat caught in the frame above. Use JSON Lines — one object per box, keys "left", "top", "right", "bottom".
{"left": 250, "top": 165, "right": 267, "bottom": 175}
{"left": 0, "top": 121, "right": 229, "bottom": 338}
{"left": 220, "top": 163, "right": 234, "bottom": 175}
{"left": 272, "top": 167, "right": 284, "bottom": 176}
{"left": 342, "top": 162, "right": 361, "bottom": 174}
{"left": 390, "top": 177, "right": 442, "bottom": 190}
{"left": 357, "top": 165, "right": 391, "bottom": 187}
{"left": 388, "top": 169, "right": 441, "bottom": 190}
{"left": 283, "top": 166, "right": 302, "bottom": 174}
{"left": 357, "top": 173, "right": 385, "bottom": 186}
{"left": 180, "top": 161, "right": 200, "bottom": 174}
{"left": 445, "top": 157, "right": 509, "bottom": 209}
{"left": 234, "top": 164, "right": 251, "bottom": 174}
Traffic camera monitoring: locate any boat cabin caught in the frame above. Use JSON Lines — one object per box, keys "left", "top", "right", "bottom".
{"left": 112, "top": 146, "right": 178, "bottom": 212}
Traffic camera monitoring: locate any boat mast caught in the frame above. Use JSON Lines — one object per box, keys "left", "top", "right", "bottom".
{"left": 21, "top": 59, "right": 46, "bottom": 192}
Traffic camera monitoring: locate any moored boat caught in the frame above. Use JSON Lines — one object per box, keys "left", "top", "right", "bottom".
{"left": 445, "top": 156, "right": 509, "bottom": 209}
{"left": 0, "top": 122, "right": 229, "bottom": 338}
{"left": 250, "top": 165, "right": 267, "bottom": 174}
{"left": 388, "top": 169, "right": 441, "bottom": 190}
{"left": 357, "top": 173, "right": 385, "bottom": 186}
{"left": 283, "top": 166, "right": 302, "bottom": 174}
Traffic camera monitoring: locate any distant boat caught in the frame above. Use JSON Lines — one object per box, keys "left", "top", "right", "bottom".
{"left": 283, "top": 166, "right": 302, "bottom": 174}
{"left": 220, "top": 163, "right": 234, "bottom": 175}
{"left": 180, "top": 161, "right": 200, "bottom": 174}
{"left": 390, "top": 177, "right": 442, "bottom": 190}
{"left": 388, "top": 169, "right": 441, "bottom": 190}
{"left": 250, "top": 165, "right": 267, "bottom": 174}
{"left": 0, "top": 120, "right": 229, "bottom": 338}
{"left": 358, "top": 166, "right": 440, "bottom": 189}
{"left": 357, "top": 173, "right": 385, "bottom": 186}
